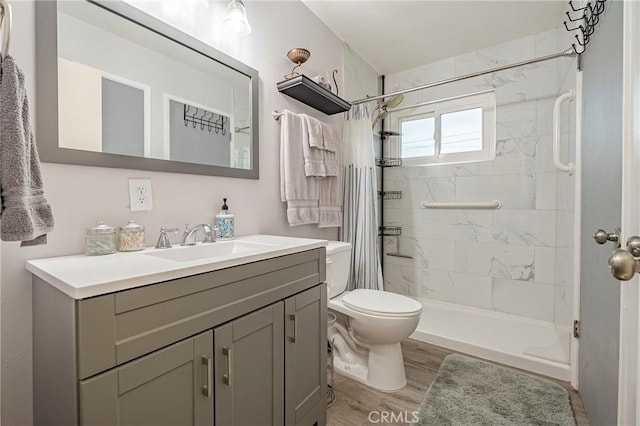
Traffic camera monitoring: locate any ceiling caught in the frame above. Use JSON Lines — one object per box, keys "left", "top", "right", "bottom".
{"left": 302, "top": 1, "right": 565, "bottom": 74}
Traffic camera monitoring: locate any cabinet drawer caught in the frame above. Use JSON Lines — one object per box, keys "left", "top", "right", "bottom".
{"left": 77, "top": 248, "right": 325, "bottom": 379}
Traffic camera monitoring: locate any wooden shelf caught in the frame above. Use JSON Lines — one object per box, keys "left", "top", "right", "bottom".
{"left": 277, "top": 75, "right": 351, "bottom": 115}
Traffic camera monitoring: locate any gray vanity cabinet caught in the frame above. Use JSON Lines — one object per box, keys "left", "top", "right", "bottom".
{"left": 214, "top": 303, "right": 285, "bottom": 426}
{"left": 285, "top": 285, "right": 328, "bottom": 426}
{"left": 33, "top": 247, "right": 327, "bottom": 426}
{"left": 79, "top": 330, "right": 214, "bottom": 426}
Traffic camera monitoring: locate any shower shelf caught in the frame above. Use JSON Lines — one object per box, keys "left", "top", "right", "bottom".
{"left": 378, "top": 191, "right": 403, "bottom": 200}
{"left": 375, "top": 157, "right": 403, "bottom": 167}
{"left": 276, "top": 75, "right": 351, "bottom": 115}
{"left": 379, "top": 226, "right": 402, "bottom": 237}
{"left": 377, "top": 130, "right": 401, "bottom": 138}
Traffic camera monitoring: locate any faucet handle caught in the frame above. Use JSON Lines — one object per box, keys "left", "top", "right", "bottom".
{"left": 156, "top": 226, "right": 179, "bottom": 249}
{"left": 202, "top": 224, "right": 218, "bottom": 243}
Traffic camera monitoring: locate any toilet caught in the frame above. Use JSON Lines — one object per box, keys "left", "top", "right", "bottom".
{"left": 325, "top": 241, "right": 422, "bottom": 392}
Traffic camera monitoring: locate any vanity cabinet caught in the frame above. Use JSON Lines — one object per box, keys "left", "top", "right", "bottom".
{"left": 33, "top": 247, "right": 327, "bottom": 426}
{"left": 79, "top": 330, "right": 214, "bottom": 426}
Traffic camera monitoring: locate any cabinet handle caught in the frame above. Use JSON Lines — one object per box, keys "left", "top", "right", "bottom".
{"left": 222, "top": 346, "right": 232, "bottom": 386}
{"left": 201, "top": 356, "right": 212, "bottom": 398}
{"left": 289, "top": 313, "right": 297, "bottom": 343}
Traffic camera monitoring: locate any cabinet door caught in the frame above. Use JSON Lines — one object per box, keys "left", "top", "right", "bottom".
{"left": 215, "top": 303, "right": 285, "bottom": 426}
{"left": 285, "top": 284, "right": 327, "bottom": 426}
{"left": 79, "top": 330, "right": 214, "bottom": 426}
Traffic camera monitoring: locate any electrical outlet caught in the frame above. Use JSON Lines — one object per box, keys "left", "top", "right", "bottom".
{"left": 128, "top": 179, "right": 153, "bottom": 212}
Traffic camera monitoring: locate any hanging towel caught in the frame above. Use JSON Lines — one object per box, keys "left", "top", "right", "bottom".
{"left": 280, "top": 110, "right": 319, "bottom": 225}
{"left": 318, "top": 174, "right": 342, "bottom": 228}
{"left": 300, "top": 114, "right": 326, "bottom": 177}
{"left": 322, "top": 126, "right": 339, "bottom": 177}
{"left": 0, "top": 56, "right": 54, "bottom": 246}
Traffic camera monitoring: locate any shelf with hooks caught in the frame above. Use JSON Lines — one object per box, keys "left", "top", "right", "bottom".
{"left": 183, "top": 105, "right": 229, "bottom": 135}
{"left": 564, "top": 0, "right": 606, "bottom": 59}
{"left": 277, "top": 75, "right": 351, "bottom": 115}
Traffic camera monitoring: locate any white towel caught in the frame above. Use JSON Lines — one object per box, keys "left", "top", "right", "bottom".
{"left": 322, "top": 122, "right": 338, "bottom": 152}
{"left": 0, "top": 56, "right": 54, "bottom": 245}
{"left": 318, "top": 175, "right": 342, "bottom": 228}
{"left": 280, "top": 110, "right": 318, "bottom": 225}
{"left": 303, "top": 114, "right": 324, "bottom": 149}
{"left": 301, "top": 114, "right": 325, "bottom": 177}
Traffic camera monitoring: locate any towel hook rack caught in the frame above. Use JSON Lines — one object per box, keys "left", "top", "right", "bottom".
{"left": 0, "top": 0, "right": 12, "bottom": 60}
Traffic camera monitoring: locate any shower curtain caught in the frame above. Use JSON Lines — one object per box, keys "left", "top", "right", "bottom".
{"left": 340, "top": 104, "right": 383, "bottom": 291}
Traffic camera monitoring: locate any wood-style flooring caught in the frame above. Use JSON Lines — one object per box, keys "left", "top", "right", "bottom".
{"left": 327, "top": 339, "right": 589, "bottom": 426}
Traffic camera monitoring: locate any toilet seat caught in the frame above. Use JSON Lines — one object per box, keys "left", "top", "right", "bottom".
{"left": 342, "top": 289, "right": 422, "bottom": 318}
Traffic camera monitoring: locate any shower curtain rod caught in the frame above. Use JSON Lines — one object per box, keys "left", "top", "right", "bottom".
{"left": 350, "top": 48, "right": 577, "bottom": 105}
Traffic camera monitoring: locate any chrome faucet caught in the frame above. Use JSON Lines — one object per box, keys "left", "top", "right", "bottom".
{"left": 181, "top": 224, "right": 217, "bottom": 246}
{"left": 155, "top": 226, "right": 179, "bottom": 249}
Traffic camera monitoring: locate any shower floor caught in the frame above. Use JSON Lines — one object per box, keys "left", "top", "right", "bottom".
{"left": 410, "top": 297, "right": 572, "bottom": 381}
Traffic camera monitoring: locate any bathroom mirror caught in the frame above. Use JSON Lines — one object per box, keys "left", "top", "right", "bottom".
{"left": 35, "top": 0, "right": 259, "bottom": 178}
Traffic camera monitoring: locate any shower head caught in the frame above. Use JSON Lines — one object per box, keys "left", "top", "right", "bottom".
{"left": 371, "top": 94, "right": 404, "bottom": 128}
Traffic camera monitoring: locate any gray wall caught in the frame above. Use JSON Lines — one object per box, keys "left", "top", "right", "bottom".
{"left": 102, "top": 78, "right": 145, "bottom": 157}
{"left": 579, "top": 1, "right": 623, "bottom": 425}
{"left": 169, "top": 101, "right": 231, "bottom": 167}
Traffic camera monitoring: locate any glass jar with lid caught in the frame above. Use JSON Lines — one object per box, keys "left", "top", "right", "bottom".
{"left": 85, "top": 222, "right": 116, "bottom": 256}
{"left": 117, "top": 220, "right": 145, "bottom": 252}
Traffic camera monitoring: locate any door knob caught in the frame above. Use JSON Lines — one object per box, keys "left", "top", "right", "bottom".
{"left": 609, "top": 248, "right": 640, "bottom": 281}
{"left": 593, "top": 227, "right": 621, "bottom": 247}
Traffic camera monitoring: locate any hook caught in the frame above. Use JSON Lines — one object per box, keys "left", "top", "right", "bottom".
{"left": 564, "top": 20, "right": 583, "bottom": 32}
{"left": 569, "top": 0, "right": 587, "bottom": 12}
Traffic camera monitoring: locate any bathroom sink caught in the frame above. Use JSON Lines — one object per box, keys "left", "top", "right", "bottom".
{"left": 144, "top": 241, "right": 267, "bottom": 263}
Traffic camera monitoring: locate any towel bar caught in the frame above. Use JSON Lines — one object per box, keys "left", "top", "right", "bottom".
{"left": 421, "top": 200, "right": 502, "bottom": 210}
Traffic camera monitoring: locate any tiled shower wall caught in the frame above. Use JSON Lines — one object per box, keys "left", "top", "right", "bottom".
{"left": 382, "top": 27, "right": 576, "bottom": 326}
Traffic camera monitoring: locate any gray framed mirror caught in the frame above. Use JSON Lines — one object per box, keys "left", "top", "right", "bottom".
{"left": 35, "top": 0, "right": 259, "bottom": 179}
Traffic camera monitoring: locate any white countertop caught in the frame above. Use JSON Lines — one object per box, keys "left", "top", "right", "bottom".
{"left": 26, "top": 234, "right": 328, "bottom": 299}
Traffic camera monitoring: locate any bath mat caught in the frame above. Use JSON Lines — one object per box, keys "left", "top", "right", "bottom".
{"left": 412, "top": 354, "right": 575, "bottom": 426}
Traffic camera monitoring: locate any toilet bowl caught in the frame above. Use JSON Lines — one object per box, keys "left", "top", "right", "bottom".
{"left": 325, "top": 241, "right": 422, "bottom": 392}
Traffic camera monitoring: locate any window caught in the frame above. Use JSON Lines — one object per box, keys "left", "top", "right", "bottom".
{"left": 389, "top": 91, "right": 495, "bottom": 166}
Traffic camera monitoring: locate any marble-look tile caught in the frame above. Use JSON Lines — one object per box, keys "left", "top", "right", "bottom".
{"left": 493, "top": 137, "right": 537, "bottom": 175}
{"left": 536, "top": 97, "right": 555, "bottom": 137}
{"left": 383, "top": 263, "right": 420, "bottom": 297}
{"left": 535, "top": 247, "right": 556, "bottom": 284}
{"left": 535, "top": 172, "right": 557, "bottom": 210}
{"left": 492, "top": 279, "right": 555, "bottom": 321}
{"left": 554, "top": 284, "right": 574, "bottom": 327}
{"left": 456, "top": 174, "right": 534, "bottom": 210}
{"left": 423, "top": 177, "right": 456, "bottom": 204}
{"left": 536, "top": 29, "right": 559, "bottom": 58}
{"left": 455, "top": 36, "right": 535, "bottom": 76}
{"left": 556, "top": 171, "right": 575, "bottom": 211}
{"left": 493, "top": 210, "right": 556, "bottom": 246}
{"left": 383, "top": 208, "right": 421, "bottom": 238}
{"left": 555, "top": 248, "right": 575, "bottom": 287}
{"left": 496, "top": 101, "right": 537, "bottom": 140}
{"left": 556, "top": 210, "right": 575, "bottom": 248}
{"left": 422, "top": 271, "right": 492, "bottom": 310}
{"left": 415, "top": 238, "right": 456, "bottom": 272}
{"left": 535, "top": 135, "right": 556, "bottom": 173}
{"left": 383, "top": 236, "right": 417, "bottom": 267}
{"left": 422, "top": 210, "right": 493, "bottom": 242}
{"left": 459, "top": 242, "right": 534, "bottom": 281}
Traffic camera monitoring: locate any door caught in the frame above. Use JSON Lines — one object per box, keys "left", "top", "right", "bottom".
{"left": 579, "top": 1, "right": 624, "bottom": 425}
{"left": 215, "top": 303, "right": 285, "bottom": 426}
{"left": 78, "top": 330, "right": 213, "bottom": 426}
{"left": 285, "top": 284, "right": 328, "bottom": 426}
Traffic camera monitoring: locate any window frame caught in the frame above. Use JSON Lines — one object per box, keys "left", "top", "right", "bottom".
{"left": 388, "top": 90, "right": 496, "bottom": 166}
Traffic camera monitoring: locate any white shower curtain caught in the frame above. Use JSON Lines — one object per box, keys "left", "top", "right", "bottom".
{"left": 340, "top": 104, "right": 383, "bottom": 291}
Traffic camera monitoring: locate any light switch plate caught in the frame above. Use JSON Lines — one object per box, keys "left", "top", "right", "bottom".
{"left": 128, "top": 179, "right": 153, "bottom": 212}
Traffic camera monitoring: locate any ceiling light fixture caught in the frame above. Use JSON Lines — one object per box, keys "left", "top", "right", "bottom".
{"left": 223, "top": 0, "right": 252, "bottom": 36}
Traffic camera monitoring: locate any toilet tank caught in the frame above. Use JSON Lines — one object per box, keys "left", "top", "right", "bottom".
{"left": 326, "top": 241, "right": 352, "bottom": 299}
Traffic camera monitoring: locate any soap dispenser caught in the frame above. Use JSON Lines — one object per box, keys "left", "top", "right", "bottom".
{"left": 216, "top": 198, "right": 235, "bottom": 239}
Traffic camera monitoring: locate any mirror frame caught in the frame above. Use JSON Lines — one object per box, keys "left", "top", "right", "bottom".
{"left": 35, "top": 0, "right": 260, "bottom": 179}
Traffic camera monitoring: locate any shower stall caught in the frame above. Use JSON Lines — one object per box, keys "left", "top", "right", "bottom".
{"left": 375, "top": 28, "right": 579, "bottom": 381}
